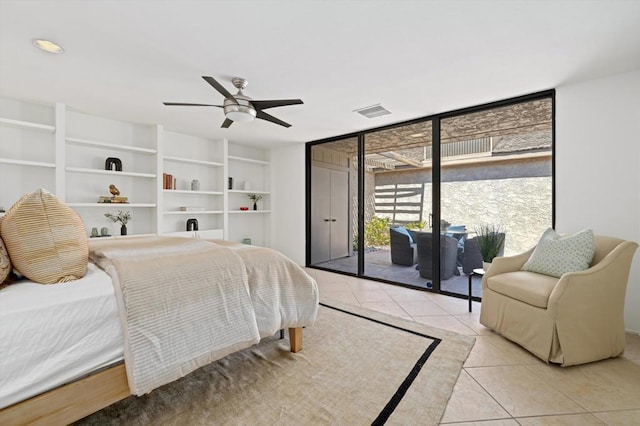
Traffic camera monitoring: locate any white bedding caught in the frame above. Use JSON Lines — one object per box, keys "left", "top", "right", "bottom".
{"left": 0, "top": 239, "right": 319, "bottom": 409}
{"left": 0, "top": 263, "right": 124, "bottom": 409}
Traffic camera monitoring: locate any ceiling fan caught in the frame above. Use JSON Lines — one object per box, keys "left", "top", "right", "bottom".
{"left": 163, "top": 76, "right": 303, "bottom": 128}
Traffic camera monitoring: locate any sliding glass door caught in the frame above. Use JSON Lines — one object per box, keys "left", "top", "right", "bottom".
{"left": 307, "top": 90, "right": 554, "bottom": 299}
{"left": 439, "top": 98, "right": 553, "bottom": 299}
{"left": 309, "top": 137, "right": 358, "bottom": 275}
{"left": 363, "top": 121, "right": 433, "bottom": 288}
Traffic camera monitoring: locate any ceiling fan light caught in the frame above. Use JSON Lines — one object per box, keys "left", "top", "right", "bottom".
{"left": 224, "top": 104, "right": 256, "bottom": 122}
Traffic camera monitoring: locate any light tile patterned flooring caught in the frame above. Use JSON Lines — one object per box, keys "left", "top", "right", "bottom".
{"left": 306, "top": 267, "right": 640, "bottom": 425}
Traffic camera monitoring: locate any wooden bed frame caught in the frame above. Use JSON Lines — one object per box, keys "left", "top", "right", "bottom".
{"left": 0, "top": 328, "right": 303, "bottom": 425}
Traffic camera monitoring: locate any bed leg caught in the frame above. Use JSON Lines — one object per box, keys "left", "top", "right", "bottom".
{"left": 289, "top": 327, "right": 303, "bottom": 353}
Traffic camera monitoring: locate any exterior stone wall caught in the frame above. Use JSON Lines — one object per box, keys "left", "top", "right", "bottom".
{"left": 372, "top": 156, "right": 553, "bottom": 256}
{"left": 441, "top": 177, "right": 552, "bottom": 256}
{"left": 373, "top": 176, "right": 552, "bottom": 256}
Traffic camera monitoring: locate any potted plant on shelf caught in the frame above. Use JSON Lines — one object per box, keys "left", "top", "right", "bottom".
{"left": 105, "top": 210, "right": 131, "bottom": 236}
{"left": 247, "top": 193, "right": 263, "bottom": 211}
{"left": 474, "top": 223, "right": 505, "bottom": 270}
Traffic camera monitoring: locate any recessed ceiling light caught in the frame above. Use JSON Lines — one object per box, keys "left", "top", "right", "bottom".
{"left": 32, "top": 39, "right": 64, "bottom": 54}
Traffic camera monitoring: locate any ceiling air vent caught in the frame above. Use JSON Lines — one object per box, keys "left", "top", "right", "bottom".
{"left": 354, "top": 103, "right": 391, "bottom": 118}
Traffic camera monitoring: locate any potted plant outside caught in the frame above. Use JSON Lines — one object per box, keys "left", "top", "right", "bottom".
{"left": 474, "top": 223, "right": 505, "bottom": 270}
{"left": 247, "top": 193, "right": 264, "bottom": 210}
{"left": 105, "top": 210, "right": 131, "bottom": 236}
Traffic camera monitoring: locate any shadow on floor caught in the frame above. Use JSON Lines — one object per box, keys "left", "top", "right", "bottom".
{"left": 313, "top": 248, "right": 483, "bottom": 299}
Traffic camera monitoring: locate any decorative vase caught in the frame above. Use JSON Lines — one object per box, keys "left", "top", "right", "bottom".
{"left": 121, "top": 225, "right": 127, "bottom": 236}
{"left": 482, "top": 261, "right": 492, "bottom": 271}
{"left": 191, "top": 179, "right": 200, "bottom": 191}
{"left": 253, "top": 202, "right": 257, "bottom": 211}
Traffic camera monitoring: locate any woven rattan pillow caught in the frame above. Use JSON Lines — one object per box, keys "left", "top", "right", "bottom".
{"left": 0, "top": 189, "right": 88, "bottom": 284}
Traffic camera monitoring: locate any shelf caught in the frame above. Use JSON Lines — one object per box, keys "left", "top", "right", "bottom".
{"left": 66, "top": 167, "right": 156, "bottom": 178}
{"left": 68, "top": 203, "right": 156, "bottom": 208}
{"left": 88, "top": 233, "right": 157, "bottom": 240}
{"left": 228, "top": 155, "right": 270, "bottom": 166}
{"left": 66, "top": 137, "right": 157, "bottom": 154}
{"left": 163, "top": 189, "right": 223, "bottom": 195}
{"left": 0, "top": 158, "right": 56, "bottom": 168}
{"left": 164, "top": 156, "right": 223, "bottom": 167}
{"left": 163, "top": 210, "right": 223, "bottom": 215}
{"left": 0, "top": 117, "right": 55, "bottom": 133}
{"left": 228, "top": 189, "right": 270, "bottom": 195}
{"left": 228, "top": 210, "right": 271, "bottom": 214}
{"left": 162, "top": 229, "right": 224, "bottom": 239}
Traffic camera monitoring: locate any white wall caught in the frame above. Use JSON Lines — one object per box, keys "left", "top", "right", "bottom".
{"left": 556, "top": 69, "right": 640, "bottom": 332}
{"left": 270, "top": 144, "right": 306, "bottom": 265}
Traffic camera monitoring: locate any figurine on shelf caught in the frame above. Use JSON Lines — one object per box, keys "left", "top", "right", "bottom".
{"left": 105, "top": 157, "right": 122, "bottom": 172}
{"left": 99, "top": 184, "right": 129, "bottom": 204}
{"left": 109, "top": 184, "right": 120, "bottom": 197}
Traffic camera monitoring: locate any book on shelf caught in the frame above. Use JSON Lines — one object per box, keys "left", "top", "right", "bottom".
{"left": 163, "top": 173, "right": 177, "bottom": 190}
{"left": 98, "top": 195, "right": 129, "bottom": 204}
{"left": 179, "top": 206, "right": 205, "bottom": 211}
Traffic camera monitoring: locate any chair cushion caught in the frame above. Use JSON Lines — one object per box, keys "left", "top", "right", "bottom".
{"left": 446, "top": 225, "right": 467, "bottom": 250}
{"left": 487, "top": 270, "right": 559, "bottom": 308}
{"left": 391, "top": 226, "right": 413, "bottom": 244}
{"left": 0, "top": 189, "right": 88, "bottom": 284}
{"left": 522, "top": 228, "right": 595, "bottom": 278}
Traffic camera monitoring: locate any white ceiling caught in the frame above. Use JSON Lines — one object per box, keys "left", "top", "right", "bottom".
{"left": 1, "top": 0, "right": 639, "bottom": 148}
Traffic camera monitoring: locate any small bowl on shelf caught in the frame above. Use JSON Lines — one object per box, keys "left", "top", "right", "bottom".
{"left": 239, "top": 206, "right": 249, "bottom": 211}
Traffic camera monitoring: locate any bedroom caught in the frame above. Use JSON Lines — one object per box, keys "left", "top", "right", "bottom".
{"left": 1, "top": 0, "right": 639, "bottom": 424}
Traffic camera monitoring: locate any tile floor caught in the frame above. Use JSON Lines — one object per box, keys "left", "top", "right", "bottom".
{"left": 306, "top": 267, "right": 640, "bottom": 426}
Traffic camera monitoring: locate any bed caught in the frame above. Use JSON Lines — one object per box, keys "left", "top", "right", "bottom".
{"left": 0, "top": 236, "right": 319, "bottom": 425}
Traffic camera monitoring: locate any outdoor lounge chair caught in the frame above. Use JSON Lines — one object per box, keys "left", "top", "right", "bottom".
{"left": 416, "top": 232, "right": 459, "bottom": 280}
{"left": 389, "top": 226, "right": 418, "bottom": 266}
{"left": 462, "top": 234, "right": 505, "bottom": 274}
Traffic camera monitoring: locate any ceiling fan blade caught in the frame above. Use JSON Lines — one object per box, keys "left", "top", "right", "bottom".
{"left": 250, "top": 99, "right": 304, "bottom": 110}
{"left": 163, "top": 102, "right": 223, "bottom": 107}
{"left": 256, "top": 110, "right": 291, "bottom": 128}
{"left": 221, "top": 118, "right": 234, "bottom": 128}
{"left": 202, "top": 76, "right": 238, "bottom": 104}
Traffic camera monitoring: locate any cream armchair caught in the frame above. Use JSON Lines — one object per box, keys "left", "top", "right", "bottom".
{"left": 480, "top": 235, "right": 638, "bottom": 366}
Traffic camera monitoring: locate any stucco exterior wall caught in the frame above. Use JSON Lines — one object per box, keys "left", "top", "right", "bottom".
{"left": 373, "top": 156, "right": 552, "bottom": 256}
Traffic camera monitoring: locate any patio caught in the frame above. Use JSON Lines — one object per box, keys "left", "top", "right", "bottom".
{"left": 314, "top": 248, "right": 484, "bottom": 300}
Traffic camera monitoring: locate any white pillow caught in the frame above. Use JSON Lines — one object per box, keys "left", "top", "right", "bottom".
{"left": 522, "top": 228, "right": 595, "bottom": 278}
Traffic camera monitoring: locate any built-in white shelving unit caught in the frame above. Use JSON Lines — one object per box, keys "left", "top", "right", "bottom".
{"left": 0, "top": 98, "right": 57, "bottom": 207}
{"left": 0, "top": 158, "right": 56, "bottom": 168}
{"left": 226, "top": 145, "right": 271, "bottom": 246}
{"left": 66, "top": 167, "right": 157, "bottom": 178}
{"left": 0, "top": 96, "right": 273, "bottom": 246}
{"left": 66, "top": 137, "right": 157, "bottom": 154}
{"left": 0, "top": 117, "right": 55, "bottom": 133}
{"left": 163, "top": 156, "right": 223, "bottom": 167}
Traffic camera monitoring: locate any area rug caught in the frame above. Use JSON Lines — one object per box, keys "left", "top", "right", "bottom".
{"left": 76, "top": 299, "right": 475, "bottom": 425}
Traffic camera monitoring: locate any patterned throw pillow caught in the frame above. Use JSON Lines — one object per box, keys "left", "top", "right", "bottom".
{"left": 0, "top": 189, "right": 88, "bottom": 284}
{"left": 522, "top": 228, "right": 595, "bottom": 278}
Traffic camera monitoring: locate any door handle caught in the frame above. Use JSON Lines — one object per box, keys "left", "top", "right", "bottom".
{"left": 331, "top": 219, "right": 336, "bottom": 222}
{"left": 324, "top": 219, "right": 330, "bottom": 222}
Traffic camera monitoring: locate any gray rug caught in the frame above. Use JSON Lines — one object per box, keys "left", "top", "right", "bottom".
{"left": 76, "top": 299, "right": 475, "bottom": 425}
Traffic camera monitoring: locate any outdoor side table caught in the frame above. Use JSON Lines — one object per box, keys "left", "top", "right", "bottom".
{"left": 468, "top": 268, "right": 485, "bottom": 312}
